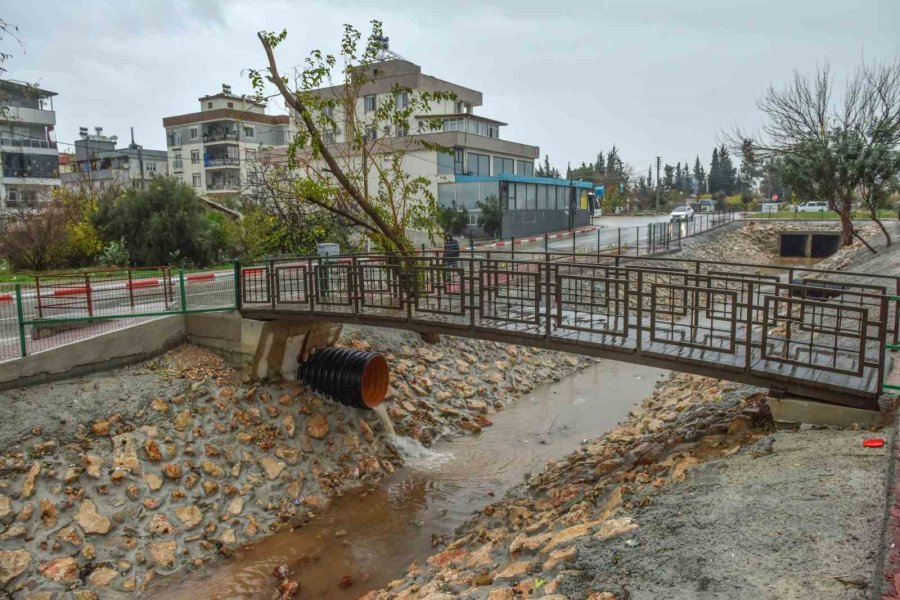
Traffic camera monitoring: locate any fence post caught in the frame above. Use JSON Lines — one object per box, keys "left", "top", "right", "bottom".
{"left": 636, "top": 226, "right": 640, "bottom": 256}
{"left": 617, "top": 227, "right": 621, "bottom": 255}
{"left": 14, "top": 284, "right": 26, "bottom": 358}
{"left": 84, "top": 273, "right": 93, "bottom": 318}
{"left": 544, "top": 233, "right": 549, "bottom": 253}
{"left": 179, "top": 270, "right": 187, "bottom": 313}
{"left": 511, "top": 236, "right": 515, "bottom": 260}
{"left": 233, "top": 260, "right": 242, "bottom": 310}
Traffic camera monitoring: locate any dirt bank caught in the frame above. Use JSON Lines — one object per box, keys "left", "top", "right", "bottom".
{"left": 0, "top": 328, "right": 592, "bottom": 599}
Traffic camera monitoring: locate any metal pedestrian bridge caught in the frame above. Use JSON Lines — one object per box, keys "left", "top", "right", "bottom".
{"left": 239, "top": 251, "right": 898, "bottom": 410}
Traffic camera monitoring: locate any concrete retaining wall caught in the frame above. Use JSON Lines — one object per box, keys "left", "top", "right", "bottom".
{"left": 0, "top": 312, "right": 342, "bottom": 391}
{"left": 0, "top": 316, "right": 187, "bottom": 390}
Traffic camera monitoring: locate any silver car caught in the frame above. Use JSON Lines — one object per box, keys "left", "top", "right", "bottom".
{"left": 670, "top": 206, "right": 695, "bottom": 221}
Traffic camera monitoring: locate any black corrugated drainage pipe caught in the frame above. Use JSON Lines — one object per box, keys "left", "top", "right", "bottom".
{"left": 297, "top": 347, "right": 389, "bottom": 410}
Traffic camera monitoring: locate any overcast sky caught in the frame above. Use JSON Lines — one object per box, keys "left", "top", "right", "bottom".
{"left": 3, "top": 0, "right": 898, "bottom": 175}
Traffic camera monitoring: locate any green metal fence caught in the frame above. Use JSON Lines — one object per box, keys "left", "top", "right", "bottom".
{"left": 0, "top": 264, "right": 238, "bottom": 363}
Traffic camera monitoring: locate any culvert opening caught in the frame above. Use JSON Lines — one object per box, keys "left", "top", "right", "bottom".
{"left": 779, "top": 234, "right": 807, "bottom": 257}
{"left": 297, "top": 347, "right": 389, "bottom": 410}
{"left": 778, "top": 232, "right": 840, "bottom": 258}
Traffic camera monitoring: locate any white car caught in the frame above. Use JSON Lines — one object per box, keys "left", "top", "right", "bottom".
{"left": 670, "top": 206, "right": 694, "bottom": 221}
{"left": 796, "top": 201, "right": 829, "bottom": 213}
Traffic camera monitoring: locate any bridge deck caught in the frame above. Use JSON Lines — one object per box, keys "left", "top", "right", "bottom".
{"left": 238, "top": 253, "right": 897, "bottom": 410}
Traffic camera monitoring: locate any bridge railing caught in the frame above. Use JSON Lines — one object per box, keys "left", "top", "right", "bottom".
{"left": 238, "top": 252, "right": 893, "bottom": 399}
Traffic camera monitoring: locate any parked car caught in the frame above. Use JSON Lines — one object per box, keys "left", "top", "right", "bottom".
{"left": 796, "top": 201, "right": 829, "bottom": 213}
{"left": 670, "top": 205, "right": 694, "bottom": 221}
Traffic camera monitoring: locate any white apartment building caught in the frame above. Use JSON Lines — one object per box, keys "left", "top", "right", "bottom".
{"left": 162, "top": 85, "right": 291, "bottom": 201}
{"left": 0, "top": 80, "right": 61, "bottom": 214}
{"left": 267, "top": 58, "right": 590, "bottom": 237}
{"left": 60, "top": 127, "right": 169, "bottom": 192}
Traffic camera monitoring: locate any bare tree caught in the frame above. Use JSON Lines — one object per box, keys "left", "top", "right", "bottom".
{"left": 731, "top": 58, "right": 900, "bottom": 247}
{"left": 0, "top": 196, "right": 72, "bottom": 271}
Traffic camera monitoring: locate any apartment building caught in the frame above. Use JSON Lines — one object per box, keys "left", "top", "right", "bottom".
{"left": 0, "top": 80, "right": 61, "bottom": 214}
{"left": 271, "top": 58, "right": 590, "bottom": 237}
{"left": 60, "top": 127, "right": 168, "bottom": 192}
{"left": 162, "top": 84, "right": 291, "bottom": 201}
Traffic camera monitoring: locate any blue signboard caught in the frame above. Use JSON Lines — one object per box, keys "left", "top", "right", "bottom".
{"left": 594, "top": 185, "right": 605, "bottom": 198}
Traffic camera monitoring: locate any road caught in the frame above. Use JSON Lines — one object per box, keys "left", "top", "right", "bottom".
{"left": 516, "top": 214, "right": 685, "bottom": 253}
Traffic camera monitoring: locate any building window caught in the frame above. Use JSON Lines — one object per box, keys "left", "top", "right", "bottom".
{"left": 323, "top": 104, "right": 334, "bottom": 118}
{"left": 191, "top": 150, "right": 200, "bottom": 164}
{"left": 364, "top": 95, "right": 377, "bottom": 113}
{"left": 192, "top": 173, "right": 201, "bottom": 187}
{"left": 517, "top": 160, "right": 534, "bottom": 177}
{"left": 455, "top": 101, "right": 464, "bottom": 113}
{"left": 147, "top": 162, "right": 157, "bottom": 173}
{"left": 488, "top": 124, "right": 499, "bottom": 139}
{"left": 173, "top": 153, "right": 183, "bottom": 170}
{"left": 453, "top": 147, "right": 465, "bottom": 175}
{"left": 167, "top": 130, "right": 182, "bottom": 147}
{"left": 493, "top": 156, "right": 514, "bottom": 176}
{"left": 468, "top": 152, "right": 490, "bottom": 176}
{"left": 437, "top": 151, "right": 454, "bottom": 175}
{"left": 207, "top": 102, "right": 213, "bottom": 109}
{"left": 227, "top": 102, "right": 234, "bottom": 109}
{"left": 242, "top": 126, "right": 254, "bottom": 139}
{"left": 364, "top": 125, "right": 377, "bottom": 142}
{"left": 245, "top": 148, "right": 258, "bottom": 162}
{"left": 323, "top": 130, "right": 336, "bottom": 145}
{"left": 394, "top": 91, "right": 408, "bottom": 108}
{"left": 189, "top": 127, "right": 198, "bottom": 140}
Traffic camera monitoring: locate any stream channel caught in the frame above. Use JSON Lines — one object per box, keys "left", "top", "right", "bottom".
{"left": 149, "top": 359, "right": 668, "bottom": 599}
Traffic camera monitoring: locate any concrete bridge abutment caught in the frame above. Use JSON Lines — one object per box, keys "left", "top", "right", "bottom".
{"left": 185, "top": 312, "right": 341, "bottom": 381}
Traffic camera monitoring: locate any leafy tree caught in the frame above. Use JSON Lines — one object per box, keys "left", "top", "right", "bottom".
{"left": 476, "top": 196, "right": 502, "bottom": 238}
{"left": 252, "top": 23, "right": 456, "bottom": 255}
{"left": 693, "top": 156, "right": 706, "bottom": 195}
{"left": 594, "top": 152, "right": 606, "bottom": 176}
{"left": 708, "top": 148, "right": 721, "bottom": 195}
{"left": 437, "top": 205, "right": 468, "bottom": 236}
{"left": 647, "top": 165, "right": 654, "bottom": 189}
{"left": 93, "top": 177, "right": 221, "bottom": 267}
{"left": 535, "top": 155, "right": 560, "bottom": 178}
{"left": 718, "top": 145, "right": 737, "bottom": 194}
{"left": 663, "top": 164, "right": 675, "bottom": 190}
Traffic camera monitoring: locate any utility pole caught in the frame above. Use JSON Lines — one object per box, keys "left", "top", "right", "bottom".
{"left": 655, "top": 156, "right": 661, "bottom": 211}
{"left": 130, "top": 127, "right": 145, "bottom": 189}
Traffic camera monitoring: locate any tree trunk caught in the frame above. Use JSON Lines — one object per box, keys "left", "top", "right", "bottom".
{"left": 871, "top": 213, "right": 892, "bottom": 246}
{"left": 837, "top": 198, "right": 854, "bottom": 246}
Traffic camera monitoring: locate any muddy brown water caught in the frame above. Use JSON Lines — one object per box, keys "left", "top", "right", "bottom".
{"left": 148, "top": 360, "right": 666, "bottom": 599}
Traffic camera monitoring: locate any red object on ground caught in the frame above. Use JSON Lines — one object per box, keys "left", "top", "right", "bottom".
{"left": 53, "top": 287, "right": 88, "bottom": 296}
{"left": 0, "top": 294, "right": 12, "bottom": 303}
{"left": 243, "top": 267, "right": 265, "bottom": 275}
{"left": 863, "top": 438, "right": 885, "bottom": 448}
{"left": 127, "top": 279, "right": 159, "bottom": 289}
{"left": 186, "top": 273, "right": 216, "bottom": 282}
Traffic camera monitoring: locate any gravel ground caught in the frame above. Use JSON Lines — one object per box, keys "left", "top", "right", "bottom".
{"left": 563, "top": 428, "right": 890, "bottom": 600}
{"left": 0, "top": 350, "right": 207, "bottom": 450}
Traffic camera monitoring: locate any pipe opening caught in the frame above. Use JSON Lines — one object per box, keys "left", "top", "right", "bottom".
{"left": 297, "top": 347, "right": 389, "bottom": 410}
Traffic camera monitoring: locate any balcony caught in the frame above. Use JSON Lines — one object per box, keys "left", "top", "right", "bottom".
{"left": 205, "top": 157, "right": 240, "bottom": 169}
{"left": 0, "top": 136, "right": 57, "bottom": 150}
{"left": 206, "top": 181, "right": 241, "bottom": 192}
{"left": 2, "top": 106, "right": 56, "bottom": 126}
{"left": 203, "top": 132, "right": 239, "bottom": 144}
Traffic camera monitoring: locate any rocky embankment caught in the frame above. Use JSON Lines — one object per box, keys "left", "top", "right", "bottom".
{"left": 0, "top": 329, "right": 591, "bottom": 599}
{"left": 362, "top": 374, "right": 773, "bottom": 600}
{"left": 676, "top": 221, "right": 877, "bottom": 265}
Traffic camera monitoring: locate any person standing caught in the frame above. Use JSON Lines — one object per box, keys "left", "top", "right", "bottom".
{"left": 443, "top": 233, "right": 460, "bottom": 284}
